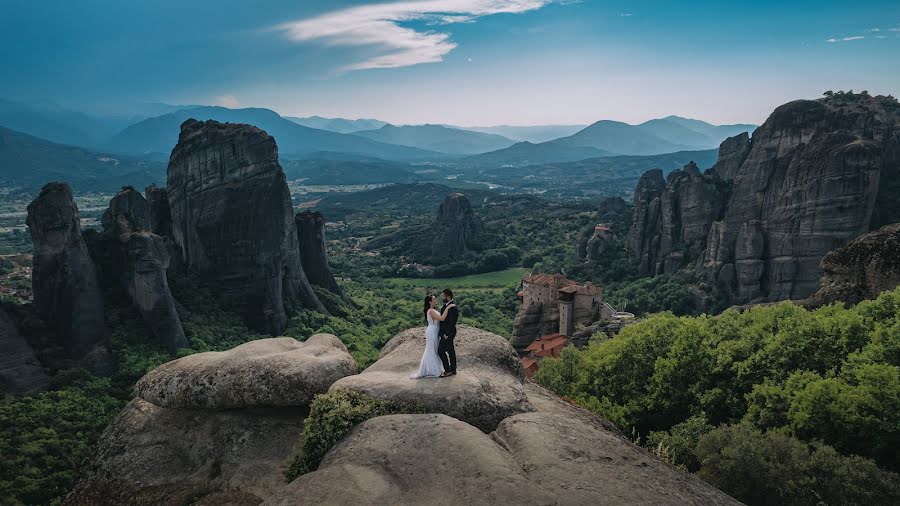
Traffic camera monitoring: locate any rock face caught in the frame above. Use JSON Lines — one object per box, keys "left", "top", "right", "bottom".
{"left": 294, "top": 211, "right": 343, "bottom": 298}
{"left": 166, "top": 119, "right": 326, "bottom": 334}
{"left": 136, "top": 335, "right": 357, "bottom": 409}
{"left": 67, "top": 335, "right": 358, "bottom": 505}
{"left": 430, "top": 193, "right": 484, "bottom": 261}
{"left": 100, "top": 187, "right": 188, "bottom": 353}
{"left": 0, "top": 307, "right": 50, "bottom": 394}
{"left": 26, "top": 182, "right": 105, "bottom": 357}
{"left": 629, "top": 93, "right": 900, "bottom": 302}
{"left": 803, "top": 222, "right": 900, "bottom": 307}
{"left": 144, "top": 185, "right": 173, "bottom": 238}
{"left": 265, "top": 412, "right": 740, "bottom": 506}
{"left": 628, "top": 162, "right": 729, "bottom": 276}
{"left": 66, "top": 398, "right": 308, "bottom": 506}
{"left": 330, "top": 325, "right": 533, "bottom": 432}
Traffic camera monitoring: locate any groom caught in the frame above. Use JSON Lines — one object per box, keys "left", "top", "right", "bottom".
{"left": 438, "top": 288, "right": 458, "bottom": 377}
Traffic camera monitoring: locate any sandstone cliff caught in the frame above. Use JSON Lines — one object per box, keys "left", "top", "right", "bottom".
{"left": 430, "top": 193, "right": 484, "bottom": 261}
{"left": 294, "top": 211, "right": 344, "bottom": 298}
{"left": 629, "top": 92, "right": 900, "bottom": 303}
{"left": 26, "top": 182, "right": 105, "bottom": 357}
{"left": 628, "top": 162, "right": 729, "bottom": 276}
{"left": 99, "top": 187, "right": 188, "bottom": 353}
{"left": 803, "top": 222, "right": 900, "bottom": 308}
{"left": 0, "top": 307, "right": 50, "bottom": 394}
{"left": 166, "top": 119, "right": 326, "bottom": 334}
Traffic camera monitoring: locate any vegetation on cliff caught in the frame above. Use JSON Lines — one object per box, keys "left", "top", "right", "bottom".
{"left": 535, "top": 288, "right": 900, "bottom": 504}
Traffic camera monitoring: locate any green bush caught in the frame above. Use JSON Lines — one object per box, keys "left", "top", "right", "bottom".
{"left": 694, "top": 423, "right": 900, "bottom": 506}
{"left": 284, "top": 390, "right": 426, "bottom": 481}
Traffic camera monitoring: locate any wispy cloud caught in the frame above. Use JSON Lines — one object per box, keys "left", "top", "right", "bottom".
{"left": 826, "top": 35, "right": 866, "bottom": 43}
{"left": 213, "top": 94, "right": 240, "bottom": 108}
{"left": 274, "top": 0, "right": 554, "bottom": 72}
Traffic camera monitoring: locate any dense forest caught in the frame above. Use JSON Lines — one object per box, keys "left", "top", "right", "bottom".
{"left": 534, "top": 288, "right": 900, "bottom": 504}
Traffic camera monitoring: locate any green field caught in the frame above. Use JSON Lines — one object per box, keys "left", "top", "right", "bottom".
{"left": 388, "top": 267, "right": 529, "bottom": 291}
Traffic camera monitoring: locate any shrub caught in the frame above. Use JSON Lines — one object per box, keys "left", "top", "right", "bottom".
{"left": 694, "top": 423, "right": 900, "bottom": 505}
{"left": 284, "top": 390, "right": 426, "bottom": 481}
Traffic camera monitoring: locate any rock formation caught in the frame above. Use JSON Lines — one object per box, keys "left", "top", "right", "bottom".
{"left": 802, "top": 222, "right": 900, "bottom": 308}
{"left": 430, "top": 193, "right": 484, "bottom": 261}
{"left": 510, "top": 274, "right": 602, "bottom": 353}
{"left": 144, "top": 185, "right": 172, "bottom": 238}
{"left": 330, "top": 325, "right": 532, "bottom": 432}
{"left": 26, "top": 182, "right": 105, "bottom": 357}
{"left": 166, "top": 119, "right": 326, "bottom": 334}
{"left": 629, "top": 92, "right": 900, "bottom": 302}
{"left": 98, "top": 187, "right": 188, "bottom": 353}
{"left": 295, "top": 211, "right": 344, "bottom": 298}
{"left": 68, "top": 326, "right": 740, "bottom": 505}
{"left": 66, "top": 335, "right": 357, "bottom": 505}
{"left": 135, "top": 335, "right": 357, "bottom": 409}
{"left": 628, "top": 162, "right": 730, "bottom": 276}
{"left": 0, "top": 307, "right": 50, "bottom": 394}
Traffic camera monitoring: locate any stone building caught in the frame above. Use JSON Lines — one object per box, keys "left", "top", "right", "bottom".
{"left": 510, "top": 274, "right": 605, "bottom": 353}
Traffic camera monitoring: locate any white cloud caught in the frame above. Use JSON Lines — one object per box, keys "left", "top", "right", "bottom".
{"left": 214, "top": 94, "right": 240, "bottom": 108}
{"left": 867, "top": 27, "right": 881, "bottom": 32}
{"left": 826, "top": 38, "right": 838, "bottom": 43}
{"left": 890, "top": 26, "right": 900, "bottom": 32}
{"left": 619, "top": 12, "right": 632, "bottom": 17}
{"left": 842, "top": 36, "right": 865, "bottom": 41}
{"left": 274, "top": 0, "right": 554, "bottom": 72}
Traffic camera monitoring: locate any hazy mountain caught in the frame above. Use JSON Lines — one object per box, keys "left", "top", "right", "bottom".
{"left": 281, "top": 158, "right": 424, "bottom": 185}
{"left": 0, "top": 126, "right": 165, "bottom": 192}
{"left": 0, "top": 98, "right": 116, "bottom": 147}
{"left": 636, "top": 116, "right": 755, "bottom": 149}
{"left": 106, "top": 107, "right": 440, "bottom": 160}
{"left": 353, "top": 124, "right": 515, "bottom": 155}
{"left": 553, "top": 120, "right": 699, "bottom": 155}
{"left": 286, "top": 115, "right": 389, "bottom": 133}
{"left": 450, "top": 124, "right": 588, "bottom": 143}
{"left": 462, "top": 140, "right": 614, "bottom": 166}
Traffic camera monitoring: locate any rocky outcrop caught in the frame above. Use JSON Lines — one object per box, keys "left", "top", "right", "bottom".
{"left": 66, "top": 335, "right": 357, "bottom": 505}
{"left": 144, "top": 185, "right": 172, "bottom": 238}
{"left": 136, "top": 335, "right": 357, "bottom": 409}
{"left": 100, "top": 187, "right": 188, "bottom": 353}
{"left": 26, "top": 182, "right": 105, "bottom": 357}
{"left": 430, "top": 193, "right": 484, "bottom": 261}
{"left": 629, "top": 93, "right": 900, "bottom": 302}
{"left": 598, "top": 196, "right": 628, "bottom": 222}
{"left": 0, "top": 307, "right": 50, "bottom": 394}
{"left": 265, "top": 411, "right": 740, "bottom": 505}
{"left": 295, "top": 211, "right": 343, "bottom": 298}
{"left": 628, "top": 163, "right": 729, "bottom": 276}
{"left": 330, "top": 325, "right": 532, "bottom": 432}
{"left": 710, "top": 132, "right": 751, "bottom": 181}
{"left": 803, "top": 222, "right": 900, "bottom": 307}
{"left": 166, "top": 119, "right": 326, "bottom": 335}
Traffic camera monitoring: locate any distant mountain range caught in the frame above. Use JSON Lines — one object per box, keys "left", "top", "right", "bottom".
{"left": 0, "top": 125, "right": 165, "bottom": 192}
{"left": 352, "top": 124, "right": 515, "bottom": 155}
{"left": 280, "top": 158, "right": 424, "bottom": 185}
{"left": 447, "top": 124, "right": 588, "bottom": 143}
{"left": 286, "top": 116, "right": 389, "bottom": 134}
{"left": 105, "top": 106, "right": 440, "bottom": 160}
{"left": 463, "top": 141, "right": 615, "bottom": 166}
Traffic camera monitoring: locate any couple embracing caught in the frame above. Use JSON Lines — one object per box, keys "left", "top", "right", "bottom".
{"left": 410, "top": 289, "right": 458, "bottom": 379}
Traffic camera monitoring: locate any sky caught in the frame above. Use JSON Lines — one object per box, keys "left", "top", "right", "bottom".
{"left": 2, "top": 0, "right": 899, "bottom": 126}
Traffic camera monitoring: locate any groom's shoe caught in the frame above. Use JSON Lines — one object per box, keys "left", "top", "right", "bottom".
{"left": 439, "top": 372, "right": 451, "bottom": 378}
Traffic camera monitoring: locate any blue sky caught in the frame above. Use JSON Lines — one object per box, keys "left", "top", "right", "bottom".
{"left": 2, "top": 0, "right": 898, "bottom": 125}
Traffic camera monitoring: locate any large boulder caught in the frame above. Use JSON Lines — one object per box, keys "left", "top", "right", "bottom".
{"left": 26, "top": 182, "right": 105, "bottom": 357}
{"left": 264, "top": 412, "right": 739, "bottom": 505}
{"left": 99, "top": 187, "right": 188, "bottom": 353}
{"left": 803, "top": 222, "right": 900, "bottom": 307}
{"left": 0, "top": 307, "right": 50, "bottom": 394}
{"left": 166, "top": 119, "right": 326, "bottom": 335}
{"left": 136, "top": 335, "right": 358, "bottom": 409}
{"left": 329, "top": 325, "right": 533, "bottom": 432}
{"left": 66, "top": 334, "right": 358, "bottom": 505}
{"left": 65, "top": 398, "right": 307, "bottom": 506}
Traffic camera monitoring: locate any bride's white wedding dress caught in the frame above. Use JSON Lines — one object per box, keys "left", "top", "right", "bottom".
{"left": 410, "top": 312, "right": 444, "bottom": 379}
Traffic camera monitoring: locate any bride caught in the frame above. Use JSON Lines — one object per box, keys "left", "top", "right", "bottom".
{"left": 410, "top": 294, "right": 455, "bottom": 379}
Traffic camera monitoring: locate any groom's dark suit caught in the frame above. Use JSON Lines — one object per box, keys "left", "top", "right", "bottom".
{"left": 438, "top": 300, "right": 458, "bottom": 373}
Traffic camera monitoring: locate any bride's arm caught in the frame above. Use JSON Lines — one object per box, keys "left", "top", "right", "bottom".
{"left": 430, "top": 304, "right": 456, "bottom": 321}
